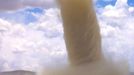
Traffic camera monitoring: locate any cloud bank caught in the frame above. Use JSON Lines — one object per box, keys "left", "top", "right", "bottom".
{"left": 0, "top": 8, "right": 67, "bottom": 71}
{"left": 98, "top": 0, "right": 134, "bottom": 71}
{"left": 0, "top": 0, "right": 134, "bottom": 72}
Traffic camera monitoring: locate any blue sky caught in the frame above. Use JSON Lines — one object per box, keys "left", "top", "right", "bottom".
{"left": 0, "top": 0, "right": 134, "bottom": 24}
{"left": 0, "top": 0, "right": 134, "bottom": 72}
{"left": 0, "top": 0, "right": 133, "bottom": 24}
{"left": 97, "top": 0, "right": 134, "bottom": 7}
{"left": 128, "top": 0, "right": 134, "bottom": 6}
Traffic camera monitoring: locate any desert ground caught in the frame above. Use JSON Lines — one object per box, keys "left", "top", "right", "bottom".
{"left": 0, "top": 70, "right": 133, "bottom": 75}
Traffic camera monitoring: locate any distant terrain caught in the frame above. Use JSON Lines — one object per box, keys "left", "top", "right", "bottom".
{"left": 0, "top": 70, "right": 133, "bottom": 75}
{"left": 0, "top": 70, "right": 35, "bottom": 75}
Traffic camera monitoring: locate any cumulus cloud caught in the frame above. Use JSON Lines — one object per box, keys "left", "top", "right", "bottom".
{"left": 0, "top": 8, "right": 67, "bottom": 71}
{"left": 0, "top": 0, "right": 134, "bottom": 72}
{"left": 115, "top": 0, "right": 128, "bottom": 7}
{"left": 98, "top": 0, "right": 134, "bottom": 72}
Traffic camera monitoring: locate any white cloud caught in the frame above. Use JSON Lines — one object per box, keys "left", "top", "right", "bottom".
{"left": 98, "top": 0, "right": 134, "bottom": 72}
{"left": 0, "top": 0, "right": 134, "bottom": 72}
{"left": 102, "top": 5, "right": 127, "bottom": 17}
{"left": 128, "top": 7, "right": 134, "bottom": 12}
{"left": 0, "top": 8, "right": 67, "bottom": 71}
{"left": 0, "top": 19, "right": 11, "bottom": 31}
{"left": 115, "top": 0, "right": 128, "bottom": 7}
